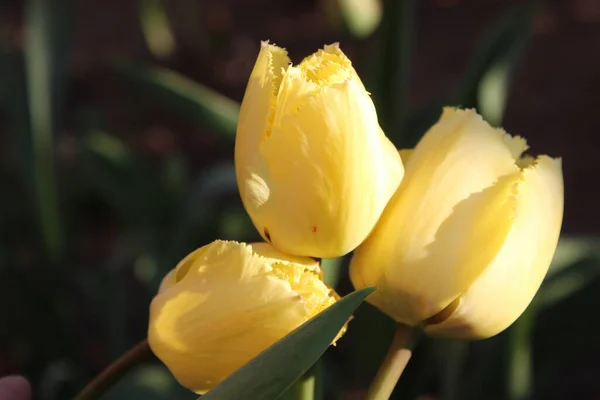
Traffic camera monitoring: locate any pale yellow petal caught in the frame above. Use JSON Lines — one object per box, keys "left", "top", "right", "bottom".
{"left": 425, "top": 156, "right": 564, "bottom": 338}
{"left": 254, "top": 77, "right": 402, "bottom": 257}
{"left": 158, "top": 268, "right": 177, "bottom": 292}
{"left": 350, "top": 108, "right": 528, "bottom": 324}
{"left": 235, "top": 42, "right": 290, "bottom": 221}
{"left": 148, "top": 240, "right": 342, "bottom": 393}
{"left": 251, "top": 241, "right": 320, "bottom": 270}
{"left": 149, "top": 276, "right": 305, "bottom": 393}
{"left": 296, "top": 43, "right": 366, "bottom": 90}
{"left": 236, "top": 44, "right": 402, "bottom": 258}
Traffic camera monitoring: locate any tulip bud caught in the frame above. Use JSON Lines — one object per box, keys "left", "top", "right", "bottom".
{"left": 148, "top": 240, "right": 343, "bottom": 393}
{"left": 235, "top": 42, "right": 403, "bottom": 258}
{"left": 350, "top": 108, "right": 564, "bottom": 339}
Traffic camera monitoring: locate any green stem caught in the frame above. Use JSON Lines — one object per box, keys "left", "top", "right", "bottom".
{"left": 508, "top": 303, "right": 537, "bottom": 400}
{"left": 366, "top": 324, "right": 417, "bottom": 400}
{"left": 74, "top": 339, "right": 151, "bottom": 400}
{"left": 293, "top": 369, "right": 316, "bottom": 400}
{"left": 441, "top": 341, "right": 468, "bottom": 400}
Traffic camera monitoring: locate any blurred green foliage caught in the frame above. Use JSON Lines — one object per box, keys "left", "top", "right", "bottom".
{"left": 0, "top": 0, "right": 597, "bottom": 399}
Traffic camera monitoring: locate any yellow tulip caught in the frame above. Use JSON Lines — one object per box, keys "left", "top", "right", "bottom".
{"left": 235, "top": 42, "right": 403, "bottom": 258}
{"left": 350, "top": 108, "right": 564, "bottom": 339}
{"left": 148, "top": 240, "right": 343, "bottom": 393}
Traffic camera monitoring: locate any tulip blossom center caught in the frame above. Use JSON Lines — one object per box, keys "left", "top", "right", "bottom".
{"left": 251, "top": 243, "right": 337, "bottom": 320}
{"left": 298, "top": 46, "right": 352, "bottom": 86}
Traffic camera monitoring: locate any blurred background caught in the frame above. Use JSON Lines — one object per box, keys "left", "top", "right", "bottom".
{"left": 1, "top": 0, "right": 599, "bottom": 399}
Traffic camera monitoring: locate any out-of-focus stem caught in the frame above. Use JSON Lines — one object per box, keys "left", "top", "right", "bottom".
{"left": 74, "top": 339, "right": 151, "bottom": 400}
{"left": 366, "top": 324, "right": 418, "bottom": 400}
{"left": 293, "top": 366, "right": 316, "bottom": 400}
{"left": 508, "top": 303, "right": 537, "bottom": 400}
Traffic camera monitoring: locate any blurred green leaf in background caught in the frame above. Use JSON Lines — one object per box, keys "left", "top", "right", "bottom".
{"left": 0, "top": 0, "right": 598, "bottom": 399}
{"left": 24, "top": 0, "right": 72, "bottom": 261}
{"left": 117, "top": 65, "right": 240, "bottom": 144}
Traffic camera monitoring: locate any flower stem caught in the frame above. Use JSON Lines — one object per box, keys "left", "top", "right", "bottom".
{"left": 508, "top": 303, "right": 537, "bottom": 400}
{"left": 366, "top": 324, "right": 417, "bottom": 400}
{"left": 293, "top": 365, "right": 317, "bottom": 400}
{"left": 74, "top": 339, "right": 151, "bottom": 400}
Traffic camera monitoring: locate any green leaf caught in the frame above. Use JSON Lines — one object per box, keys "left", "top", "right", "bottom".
{"left": 24, "top": 0, "right": 72, "bottom": 261}
{"left": 76, "top": 130, "right": 145, "bottom": 225}
{"left": 506, "top": 304, "right": 537, "bottom": 400}
{"left": 531, "top": 276, "right": 600, "bottom": 398}
{"left": 546, "top": 236, "right": 600, "bottom": 278}
{"left": 1, "top": 51, "right": 33, "bottom": 184}
{"left": 458, "top": 2, "right": 538, "bottom": 125}
{"left": 538, "top": 236, "right": 600, "bottom": 309}
{"left": 116, "top": 64, "right": 240, "bottom": 143}
{"left": 0, "top": 39, "right": 7, "bottom": 108}
{"left": 402, "top": 2, "right": 537, "bottom": 148}
{"left": 201, "top": 287, "right": 376, "bottom": 400}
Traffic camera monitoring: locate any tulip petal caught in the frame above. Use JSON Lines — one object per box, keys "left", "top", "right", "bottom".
{"left": 350, "top": 108, "right": 529, "bottom": 324}
{"left": 425, "top": 156, "right": 564, "bottom": 338}
{"left": 150, "top": 279, "right": 305, "bottom": 393}
{"left": 148, "top": 241, "right": 340, "bottom": 393}
{"left": 257, "top": 76, "right": 402, "bottom": 257}
{"left": 297, "top": 43, "right": 358, "bottom": 88}
{"left": 236, "top": 42, "right": 290, "bottom": 224}
{"left": 236, "top": 44, "right": 403, "bottom": 258}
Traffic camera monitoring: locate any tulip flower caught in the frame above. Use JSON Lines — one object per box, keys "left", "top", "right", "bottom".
{"left": 350, "top": 108, "right": 564, "bottom": 339}
{"left": 235, "top": 42, "right": 403, "bottom": 258}
{"left": 148, "top": 240, "right": 343, "bottom": 394}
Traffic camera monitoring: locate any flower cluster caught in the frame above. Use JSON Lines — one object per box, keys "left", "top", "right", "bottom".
{"left": 148, "top": 42, "right": 564, "bottom": 393}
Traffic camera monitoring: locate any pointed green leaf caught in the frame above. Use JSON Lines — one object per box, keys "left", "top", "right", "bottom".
{"left": 539, "top": 236, "right": 600, "bottom": 308}
{"left": 24, "top": 0, "right": 72, "bottom": 261}
{"left": 116, "top": 64, "right": 239, "bottom": 143}
{"left": 201, "top": 287, "right": 376, "bottom": 400}
{"left": 403, "top": 3, "right": 538, "bottom": 148}
{"left": 458, "top": 2, "right": 538, "bottom": 125}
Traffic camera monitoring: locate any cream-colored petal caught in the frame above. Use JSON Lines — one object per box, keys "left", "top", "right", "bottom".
{"left": 350, "top": 108, "right": 528, "bottom": 324}
{"left": 297, "top": 43, "right": 366, "bottom": 90}
{"left": 149, "top": 274, "right": 306, "bottom": 393}
{"left": 236, "top": 44, "right": 402, "bottom": 257}
{"left": 158, "top": 268, "right": 177, "bottom": 292}
{"left": 253, "top": 77, "right": 402, "bottom": 257}
{"left": 148, "top": 240, "right": 342, "bottom": 393}
{"left": 425, "top": 156, "right": 564, "bottom": 339}
{"left": 251, "top": 241, "right": 320, "bottom": 270}
{"left": 235, "top": 42, "right": 290, "bottom": 223}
